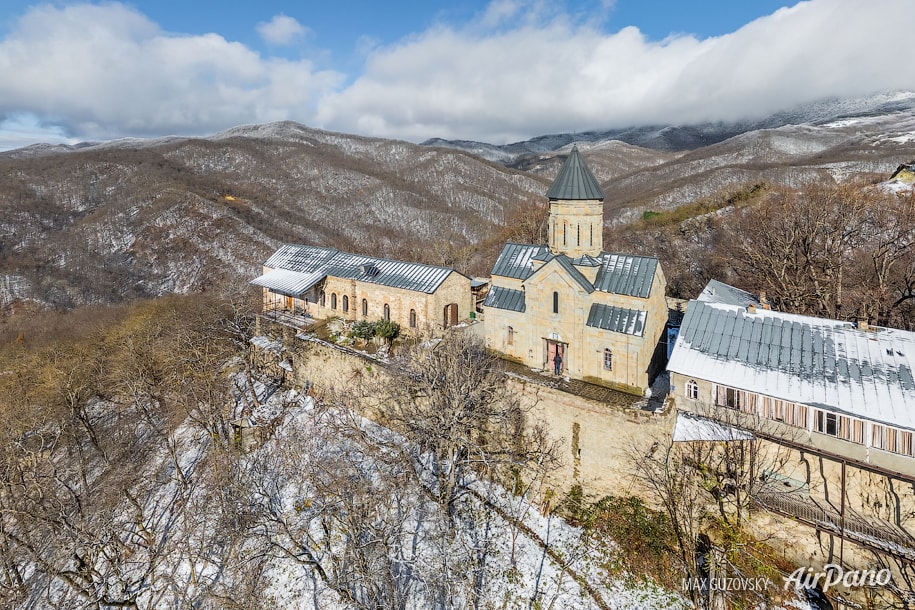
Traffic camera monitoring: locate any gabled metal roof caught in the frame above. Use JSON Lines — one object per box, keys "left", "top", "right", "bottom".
{"left": 483, "top": 286, "right": 526, "bottom": 312}
{"left": 257, "top": 244, "right": 460, "bottom": 295}
{"left": 546, "top": 146, "right": 605, "bottom": 201}
{"left": 490, "top": 243, "right": 550, "bottom": 280}
{"left": 593, "top": 253, "right": 658, "bottom": 298}
{"left": 668, "top": 297, "right": 915, "bottom": 431}
{"left": 571, "top": 254, "right": 602, "bottom": 267}
{"left": 586, "top": 303, "right": 647, "bottom": 336}
{"left": 698, "top": 279, "right": 759, "bottom": 307}
{"left": 250, "top": 269, "right": 326, "bottom": 297}
{"left": 264, "top": 244, "right": 338, "bottom": 273}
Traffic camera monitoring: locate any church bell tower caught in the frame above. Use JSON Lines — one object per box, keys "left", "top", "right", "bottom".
{"left": 546, "top": 146, "right": 605, "bottom": 258}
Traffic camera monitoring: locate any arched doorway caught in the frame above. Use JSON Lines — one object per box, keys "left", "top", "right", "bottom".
{"left": 443, "top": 303, "right": 458, "bottom": 327}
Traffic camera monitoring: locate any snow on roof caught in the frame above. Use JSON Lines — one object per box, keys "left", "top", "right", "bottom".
{"left": 257, "top": 244, "right": 461, "bottom": 295}
{"left": 668, "top": 298, "right": 915, "bottom": 431}
{"left": 698, "top": 279, "right": 759, "bottom": 307}
{"left": 586, "top": 303, "right": 647, "bottom": 336}
{"left": 250, "top": 268, "right": 326, "bottom": 297}
{"left": 593, "top": 253, "right": 658, "bottom": 297}
{"left": 672, "top": 412, "right": 755, "bottom": 442}
{"left": 483, "top": 285, "right": 526, "bottom": 312}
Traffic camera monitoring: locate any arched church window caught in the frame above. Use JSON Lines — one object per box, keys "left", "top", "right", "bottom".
{"left": 383, "top": 303, "right": 390, "bottom": 320}
{"left": 320, "top": 291, "right": 325, "bottom": 307}
{"left": 563, "top": 222, "right": 567, "bottom": 246}
{"left": 553, "top": 291, "right": 559, "bottom": 314}
{"left": 409, "top": 309, "right": 417, "bottom": 328}
{"left": 577, "top": 224, "right": 580, "bottom": 246}
{"left": 342, "top": 295, "right": 349, "bottom": 312}
{"left": 331, "top": 293, "right": 337, "bottom": 310}
{"left": 362, "top": 298, "right": 368, "bottom": 316}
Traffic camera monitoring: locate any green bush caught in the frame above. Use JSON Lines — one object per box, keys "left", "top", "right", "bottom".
{"left": 374, "top": 319, "right": 401, "bottom": 341}
{"left": 349, "top": 320, "right": 376, "bottom": 341}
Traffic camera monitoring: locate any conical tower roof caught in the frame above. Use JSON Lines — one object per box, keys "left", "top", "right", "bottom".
{"left": 546, "top": 146, "right": 604, "bottom": 201}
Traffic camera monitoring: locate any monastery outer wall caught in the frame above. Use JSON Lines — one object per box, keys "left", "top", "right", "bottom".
{"left": 269, "top": 320, "right": 667, "bottom": 499}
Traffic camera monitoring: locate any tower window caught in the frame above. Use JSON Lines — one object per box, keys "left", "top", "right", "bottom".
{"left": 409, "top": 309, "right": 417, "bottom": 328}
{"left": 603, "top": 349, "right": 612, "bottom": 370}
{"left": 383, "top": 303, "right": 390, "bottom": 320}
{"left": 563, "top": 222, "right": 567, "bottom": 246}
{"left": 577, "top": 224, "right": 580, "bottom": 246}
{"left": 331, "top": 293, "right": 337, "bottom": 310}
{"left": 553, "top": 291, "right": 559, "bottom": 314}
{"left": 362, "top": 298, "right": 368, "bottom": 316}
{"left": 342, "top": 295, "right": 349, "bottom": 313}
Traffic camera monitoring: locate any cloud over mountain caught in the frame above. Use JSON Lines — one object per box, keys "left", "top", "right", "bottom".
{"left": 0, "top": 0, "right": 913, "bottom": 148}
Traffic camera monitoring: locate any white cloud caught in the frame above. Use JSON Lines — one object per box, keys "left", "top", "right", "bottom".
{"left": 0, "top": 3, "right": 342, "bottom": 143}
{"left": 2, "top": 0, "right": 914, "bottom": 149}
{"left": 256, "top": 14, "right": 307, "bottom": 46}
{"left": 317, "top": 0, "right": 915, "bottom": 143}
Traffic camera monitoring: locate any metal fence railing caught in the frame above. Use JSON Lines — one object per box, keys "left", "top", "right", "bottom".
{"left": 754, "top": 488, "right": 915, "bottom": 561}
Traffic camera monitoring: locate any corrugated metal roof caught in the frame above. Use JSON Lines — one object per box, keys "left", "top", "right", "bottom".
{"left": 490, "top": 243, "right": 550, "bottom": 279}
{"left": 571, "top": 254, "right": 602, "bottom": 267}
{"left": 258, "top": 244, "right": 460, "bottom": 295}
{"left": 546, "top": 146, "right": 605, "bottom": 201}
{"left": 264, "top": 244, "right": 338, "bottom": 273}
{"left": 668, "top": 298, "right": 915, "bottom": 431}
{"left": 250, "top": 269, "right": 326, "bottom": 296}
{"left": 698, "top": 279, "right": 759, "bottom": 307}
{"left": 483, "top": 286, "right": 526, "bottom": 312}
{"left": 593, "top": 253, "right": 658, "bottom": 298}
{"left": 586, "top": 303, "right": 647, "bottom": 336}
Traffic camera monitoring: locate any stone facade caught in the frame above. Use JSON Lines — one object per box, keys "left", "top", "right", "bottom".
{"left": 484, "top": 148, "right": 668, "bottom": 395}
{"left": 254, "top": 245, "right": 473, "bottom": 333}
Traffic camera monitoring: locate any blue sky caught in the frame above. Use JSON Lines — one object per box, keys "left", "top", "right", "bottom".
{"left": 0, "top": 0, "right": 911, "bottom": 149}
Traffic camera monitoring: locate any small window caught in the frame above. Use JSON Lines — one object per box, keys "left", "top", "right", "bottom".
{"left": 319, "top": 291, "right": 326, "bottom": 307}
{"left": 724, "top": 387, "right": 740, "bottom": 410}
{"left": 342, "top": 295, "right": 349, "bottom": 313}
{"left": 577, "top": 224, "right": 580, "bottom": 246}
{"left": 362, "top": 298, "right": 368, "bottom": 316}
{"left": 686, "top": 380, "right": 698, "bottom": 400}
{"left": 603, "top": 348, "right": 612, "bottom": 371}
{"left": 507, "top": 325, "right": 514, "bottom": 345}
{"left": 553, "top": 291, "right": 559, "bottom": 314}
{"left": 409, "top": 309, "right": 417, "bottom": 328}
{"left": 383, "top": 303, "right": 390, "bottom": 321}
{"left": 815, "top": 411, "right": 838, "bottom": 436}
{"left": 331, "top": 293, "right": 337, "bottom": 310}
{"left": 563, "top": 222, "right": 567, "bottom": 246}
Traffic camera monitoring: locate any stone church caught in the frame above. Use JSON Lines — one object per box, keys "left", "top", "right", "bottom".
{"left": 483, "top": 147, "right": 668, "bottom": 395}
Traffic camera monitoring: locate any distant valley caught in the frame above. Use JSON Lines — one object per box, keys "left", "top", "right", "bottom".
{"left": 2, "top": 92, "right": 914, "bottom": 310}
